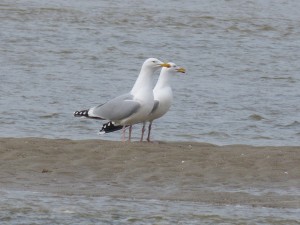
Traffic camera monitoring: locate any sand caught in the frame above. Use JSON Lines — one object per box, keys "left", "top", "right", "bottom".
{"left": 0, "top": 137, "right": 299, "bottom": 208}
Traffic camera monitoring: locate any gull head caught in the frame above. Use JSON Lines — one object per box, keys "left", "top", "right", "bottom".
{"left": 162, "top": 62, "right": 186, "bottom": 74}
{"left": 142, "top": 58, "right": 171, "bottom": 72}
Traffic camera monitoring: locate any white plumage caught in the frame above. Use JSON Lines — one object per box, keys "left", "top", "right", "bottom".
{"left": 141, "top": 62, "right": 186, "bottom": 142}
{"left": 74, "top": 58, "right": 171, "bottom": 141}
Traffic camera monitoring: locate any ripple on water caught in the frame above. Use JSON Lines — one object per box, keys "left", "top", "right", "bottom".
{"left": 0, "top": 189, "right": 299, "bottom": 224}
{"left": 0, "top": 0, "right": 300, "bottom": 146}
{"left": 39, "top": 113, "right": 60, "bottom": 119}
{"left": 248, "top": 114, "right": 265, "bottom": 121}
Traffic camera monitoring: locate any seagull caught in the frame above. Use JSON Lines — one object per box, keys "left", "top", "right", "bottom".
{"left": 99, "top": 62, "right": 186, "bottom": 142}
{"left": 74, "top": 58, "right": 171, "bottom": 141}
{"left": 142, "top": 62, "right": 185, "bottom": 142}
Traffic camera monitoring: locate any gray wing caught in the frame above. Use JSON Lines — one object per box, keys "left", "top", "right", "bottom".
{"left": 150, "top": 100, "right": 159, "bottom": 114}
{"left": 91, "top": 93, "right": 141, "bottom": 121}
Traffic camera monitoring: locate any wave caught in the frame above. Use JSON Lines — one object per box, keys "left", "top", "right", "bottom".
{"left": 283, "top": 121, "right": 300, "bottom": 128}
{"left": 260, "top": 76, "right": 296, "bottom": 83}
{"left": 0, "top": 121, "right": 15, "bottom": 125}
{"left": 248, "top": 114, "right": 265, "bottom": 121}
{"left": 39, "top": 113, "right": 60, "bottom": 119}
{"left": 202, "top": 131, "right": 230, "bottom": 138}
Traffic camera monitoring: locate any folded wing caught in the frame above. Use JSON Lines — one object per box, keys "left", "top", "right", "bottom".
{"left": 89, "top": 93, "right": 141, "bottom": 122}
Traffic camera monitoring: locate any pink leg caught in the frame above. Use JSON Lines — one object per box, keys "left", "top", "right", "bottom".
{"left": 128, "top": 125, "right": 132, "bottom": 142}
{"left": 140, "top": 122, "right": 146, "bottom": 142}
{"left": 122, "top": 125, "right": 126, "bottom": 142}
{"left": 146, "top": 121, "right": 152, "bottom": 142}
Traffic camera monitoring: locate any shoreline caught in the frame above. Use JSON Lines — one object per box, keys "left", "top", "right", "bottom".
{"left": 0, "top": 137, "right": 299, "bottom": 208}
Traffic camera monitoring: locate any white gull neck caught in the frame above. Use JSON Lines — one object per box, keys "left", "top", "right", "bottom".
{"left": 154, "top": 69, "right": 173, "bottom": 91}
{"left": 131, "top": 66, "right": 155, "bottom": 95}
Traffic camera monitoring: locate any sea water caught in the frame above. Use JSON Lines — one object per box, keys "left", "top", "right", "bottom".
{"left": 0, "top": 189, "right": 299, "bottom": 225}
{"left": 0, "top": 1, "right": 300, "bottom": 224}
{"left": 1, "top": 0, "right": 299, "bottom": 146}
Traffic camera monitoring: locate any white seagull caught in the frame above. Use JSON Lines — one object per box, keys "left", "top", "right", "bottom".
{"left": 74, "top": 58, "right": 170, "bottom": 141}
{"left": 142, "top": 62, "right": 185, "bottom": 141}
{"left": 100, "top": 62, "right": 186, "bottom": 142}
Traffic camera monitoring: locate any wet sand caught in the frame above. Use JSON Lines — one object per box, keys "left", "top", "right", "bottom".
{"left": 0, "top": 138, "right": 299, "bottom": 208}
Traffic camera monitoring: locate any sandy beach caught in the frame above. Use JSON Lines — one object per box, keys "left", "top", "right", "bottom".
{"left": 0, "top": 137, "right": 299, "bottom": 209}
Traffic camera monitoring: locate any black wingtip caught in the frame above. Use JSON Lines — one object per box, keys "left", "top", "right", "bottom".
{"left": 99, "top": 121, "right": 123, "bottom": 134}
{"left": 74, "top": 109, "right": 89, "bottom": 117}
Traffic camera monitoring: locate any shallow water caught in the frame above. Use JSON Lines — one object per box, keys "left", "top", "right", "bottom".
{"left": 1, "top": 189, "right": 299, "bottom": 225}
{"left": 1, "top": 1, "right": 300, "bottom": 222}
{"left": 1, "top": 0, "right": 300, "bottom": 146}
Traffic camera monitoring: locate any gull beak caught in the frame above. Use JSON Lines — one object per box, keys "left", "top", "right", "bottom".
{"left": 176, "top": 67, "right": 186, "bottom": 73}
{"left": 160, "top": 62, "right": 171, "bottom": 68}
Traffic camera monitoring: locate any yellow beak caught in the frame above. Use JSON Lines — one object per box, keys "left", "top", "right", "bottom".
{"left": 160, "top": 62, "right": 171, "bottom": 68}
{"left": 176, "top": 67, "right": 186, "bottom": 73}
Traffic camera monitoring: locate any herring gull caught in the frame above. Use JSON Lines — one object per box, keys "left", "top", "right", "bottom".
{"left": 74, "top": 58, "right": 170, "bottom": 141}
{"left": 99, "top": 62, "right": 186, "bottom": 142}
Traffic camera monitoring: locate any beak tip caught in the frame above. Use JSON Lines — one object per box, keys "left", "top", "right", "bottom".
{"left": 177, "top": 67, "right": 186, "bottom": 73}
{"left": 161, "top": 62, "right": 171, "bottom": 68}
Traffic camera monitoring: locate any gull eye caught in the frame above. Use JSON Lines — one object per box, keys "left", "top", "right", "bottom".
{"left": 152, "top": 60, "right": 156, "bottom": 63}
